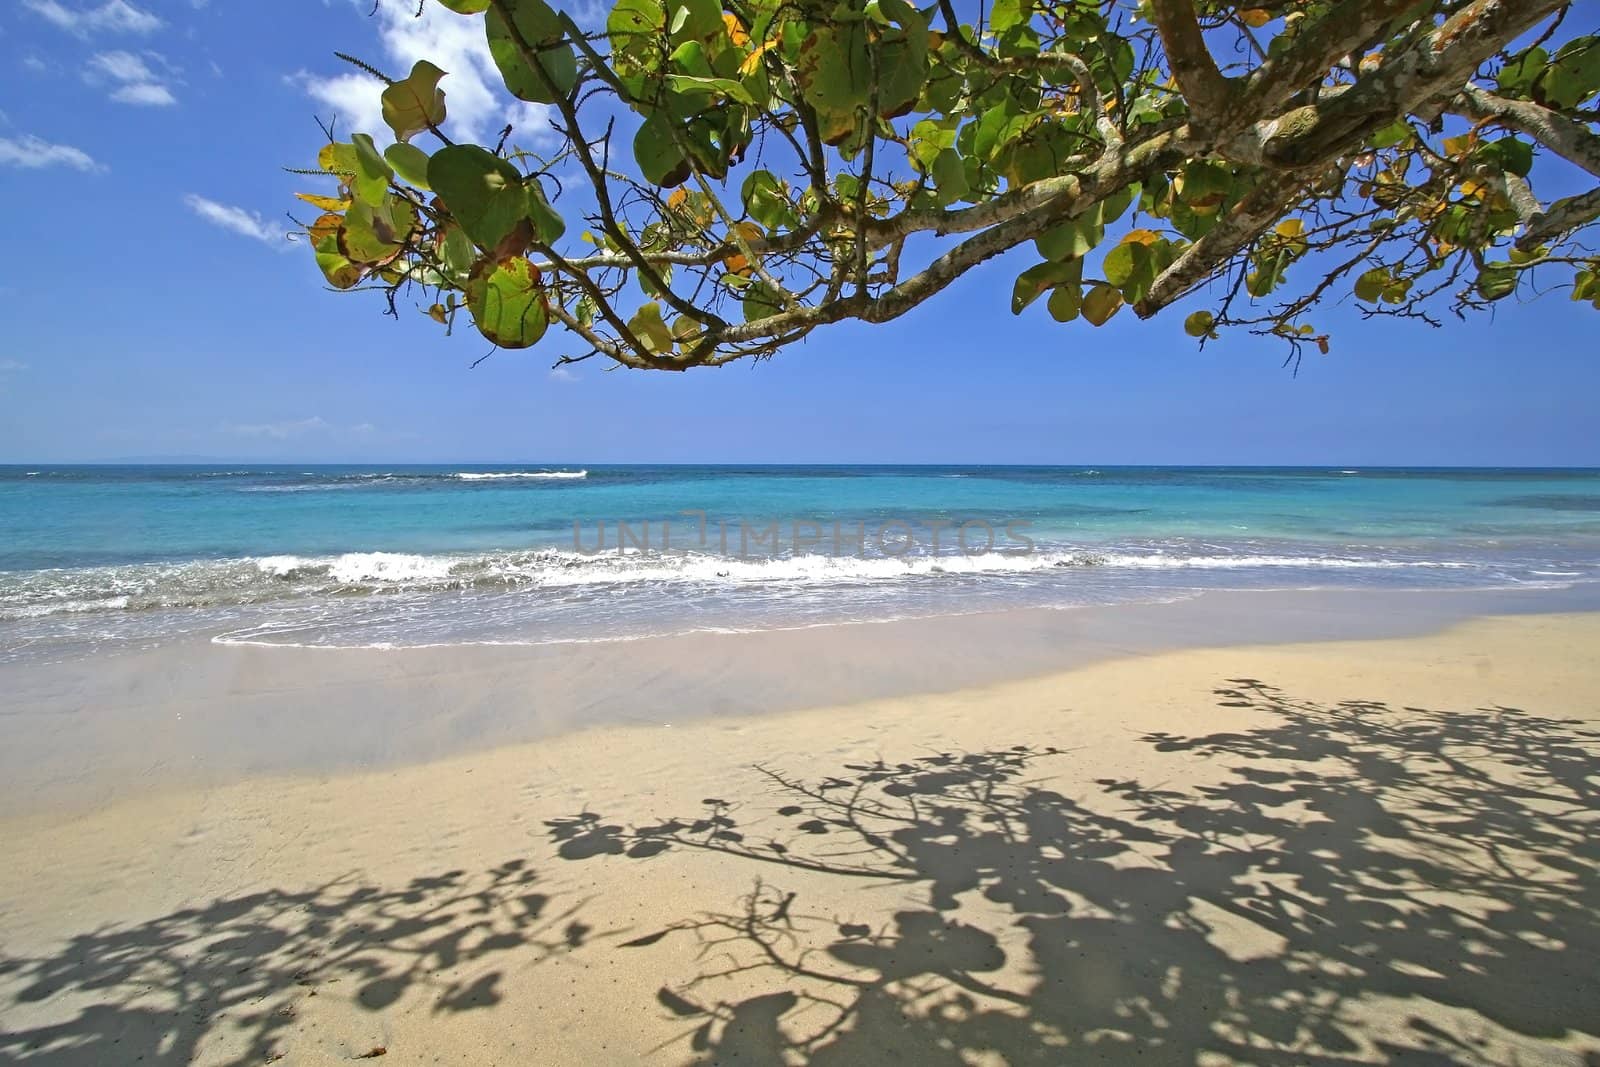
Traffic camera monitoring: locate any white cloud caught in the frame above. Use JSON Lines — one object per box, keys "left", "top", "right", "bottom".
{"left": 183, "top": 194, "right": 284, "bottom": 246}
{"left": 23, "top": 0, "right": 161, "bottom": 35}
{"left": 0, "top": 134, "right": 99, "bottom": 172}
{"left": 296, "top": 0, "right": 555, "bottom": 146}
{"left": 221, "top": 417, "right": 390, "bottom": 441}
{"left": 88, "top": 49, "right": 155, "bottom": 82}
{"left": 0, "top": 360, "right": 28, "bottom": 373}
{"left": 111, "top": 81, "right": 177, "bottom": 105}
{"left": 223, "top": 416, "right": 332, "bottom": 440}
{"left": 87, "top": 49, "right": 179, "bottom": 106}
{"left": 549, "top": 366, "right": 579, "bottom": 383}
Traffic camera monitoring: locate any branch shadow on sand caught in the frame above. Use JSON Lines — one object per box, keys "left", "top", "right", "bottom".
{"left": 2, "top": 680, "right": 1597, "bottom": 1065}
{"left": 0, "top": 858, "right": 589, "bottom": 1065}
{"left": 548, "top": 681, "right": 1600, "bottom": 1064}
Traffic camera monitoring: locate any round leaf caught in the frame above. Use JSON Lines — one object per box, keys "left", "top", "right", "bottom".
{"left": 465, "top": 257, "right": 549, "bottom": 348}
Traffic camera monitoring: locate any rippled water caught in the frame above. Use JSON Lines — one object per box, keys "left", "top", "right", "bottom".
{"left": 3, "top": 464, "right": 1597, "bottom": 661}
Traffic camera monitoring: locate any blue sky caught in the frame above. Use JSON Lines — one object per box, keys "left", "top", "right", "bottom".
{"left": 1, "top": 0, "right": 1596, "bottom": 466}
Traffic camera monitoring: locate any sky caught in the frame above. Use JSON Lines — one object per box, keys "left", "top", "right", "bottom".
{"left": 0, "top": 0, "right": 1596, "bottom": 466}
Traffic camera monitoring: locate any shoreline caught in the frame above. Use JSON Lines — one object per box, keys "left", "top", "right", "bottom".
{"left": 5, "top": 583, "right": 1600, "bottom": 818}
{"left": 1, "top": 609, "right": 1597, "bottom": 1064}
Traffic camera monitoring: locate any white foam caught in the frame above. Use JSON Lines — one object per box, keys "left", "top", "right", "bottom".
{"left": 453, "top": 470, "right": 587, "bottom": 481}
{"left": 329, "top": 552, "right": 457, "bottom": 583}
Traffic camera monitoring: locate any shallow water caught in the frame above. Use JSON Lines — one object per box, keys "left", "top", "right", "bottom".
{"left": 3, "top": 464, "right": 1598, "bottom": 661}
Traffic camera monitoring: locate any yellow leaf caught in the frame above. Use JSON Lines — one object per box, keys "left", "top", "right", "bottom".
{"left": 1082, "top": 283, "right": 1123, "bottom": 326}
{"left": 1122, "top": 228, "right": 1161, "bottom": 246}
{"left": 667, "top": 188, "right": 688, "bottom": 211}
{"left": 428, "top": 303, "right": 448, "bottom": 324}
{"left": 1275, "top": 218, "right": 1304, "bottom": 238}
{"left": 308, "top": 212, "right": 342, "bottom": 243}
{"left": 722, "top": 12, "right": 749, "bottom": 47}
{"left": 1238, "top": 9, "right": 1270, "bottom": 28}
{"left": 739, "top": 37, "right": 779, "bottom": 76}
{"left": 297, "top": 192, "right": 350, "bottom": 212}
{"left": 1441, "top": 134, "right": 1475, "bottom": 158}
{"left": 1459, "top": 180, "right": 1487, "bottom": 200}
{"left": 721, "top": 220, "right": 765, "bottom": 272}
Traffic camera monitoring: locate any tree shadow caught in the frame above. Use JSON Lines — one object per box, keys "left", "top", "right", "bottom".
{"left": 550, "top": 681, "right": 1600, "bottom": 1064}
{"left": 0, "top": 858, "right": 588, "bottom": 1065}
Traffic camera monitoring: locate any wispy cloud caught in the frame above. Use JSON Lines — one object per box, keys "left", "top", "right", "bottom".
{"left": 23, "top": 0, "right": 161, "bottom": 36}
{"left": 111, "top": 82, "right": 177, "bottom": 105}
{"left": 222, "top": 416, "right": 332, "bottom": 440}
{"left": 0, "top": 134, "right": 100, "bottom": 172}
{"left": 549, "top": 366, "right": 580, "bottom": 383}
{"left": 292, "top": 0, "right": 555, "bottom": 146}
{"left": 0, "top": 360, "right": 29, "bottom": 373}
{"left": 89, "top": 50, "right": 179, "bottom": 105}
{"left": 221, "top": 417, "right": 392, "bottom": 442}
{"left": 183, "top": 194, "right": 284, "bottom": 246}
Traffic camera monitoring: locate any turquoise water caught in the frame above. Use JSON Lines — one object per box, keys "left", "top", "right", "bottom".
{"left": 2, "top": 465, "right": 1598, "bottom": 660}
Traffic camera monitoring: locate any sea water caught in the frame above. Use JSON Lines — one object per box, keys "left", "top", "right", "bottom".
{"left": 2, "top": 465, "right": 1598, "bottom": 662}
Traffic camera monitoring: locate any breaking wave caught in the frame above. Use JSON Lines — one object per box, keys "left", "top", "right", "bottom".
{"left": 0, "top": 545, "right": 1506, "bottom": 623}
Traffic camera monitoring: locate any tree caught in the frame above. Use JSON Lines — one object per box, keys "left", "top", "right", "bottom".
{"left": 295, "top": 0, "right": 1600, "bottom": 371}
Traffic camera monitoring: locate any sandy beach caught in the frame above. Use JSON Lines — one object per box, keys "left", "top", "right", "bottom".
{"left": 2, "top": 601, "right": 1598, "bottom": 1064}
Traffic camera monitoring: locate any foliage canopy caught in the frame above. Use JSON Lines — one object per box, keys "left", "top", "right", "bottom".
{"left": 295, "top": 0, "right": 1600, "bottom": 369}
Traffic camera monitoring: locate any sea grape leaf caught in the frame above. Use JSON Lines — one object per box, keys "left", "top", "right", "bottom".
{"left": 428, "top": 145, "right": 527, "bottom": 250}
{"left": 634, "top": 112, "right": 691, "bottom": 187}
{"left": 465, "top": 256, "right": 549, "bottom": 348}
{"left": 486, "top": 0, "right": 578, "bottom": 105}
{"left": 380, "top": 60, "right": 448, "bottom": 142}
{"left": 628, "top": 300, "right": 675, "bottom": 351}
{"left": 1081, "top": 283, "right": 1123, "bottom": 326}
{"left": 314, "top": 233, "right": 364, "bottom": 289}
{"left": 384, "top": 142, "right": 432, "bottom": 189}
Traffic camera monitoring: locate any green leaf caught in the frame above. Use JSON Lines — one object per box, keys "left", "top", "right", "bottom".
{"left": 1369, "top": 121, "right": 1411, "bottom": 150}
{"left": 435, "top": 0, "right": 490, "bottom": 11}
{"left": 1497, "top": 47, "right": 1546, "bottom": 95}
{"left": 1011, "top": 258, "right": 1082, "bottom": 314}
{"left": 990, "top": 0, "right": 1029, "bottom": 33}
{"left": 1476, "top": 264, "right": 1518, "bottom": 301}
{"left": 428, "top": 144, "right": 527, "bottom": 250}
{"left": 743, "top": 280, "right": 784, "bottom": 322}
{"left": 384, "top": 142, "right": 432, "bottom": 189}
{"left": 313, "top": 233, "right": 363, "bottom": 290}
{"left": 440, "top": 225, "right": 476, "bottom": 278}
{"left": 486, "top": 0, "right": 579, "bottom": 105}
{"left": 1537, "top": 36, "right": 1600, "bottom": 109}
{"left": 930, "top": 149, "right": 968, "bottom": 207}
{"left": 1046, "top": 284, "right": 1080, "bottom": 323}
{"left": 664, "top": 74, "right": 755, "bottom": 103}
{"left": 1354, "top": 267, "right": 1388, "bottom": 303}
{"left": 795, "top": 22, "right": 871, "bottom": 144}
{"left": 380, "top": 60, "right": 448, "bottom": 143}
{"left": 1036, "top": 211, "right": 1103, "bottom": 262}
{"left": 628, "top": 301, "right": 675, "bottom": 351}
{"left": 1183, "top": 310, "right": 1214, "bottom": 338}
{"left": 1102, "top": 241, "right": 1141, "bottom": 288}
{"left": 741, "top": 170, "right": 794, "bottom": 230}
{"left": 337, "top": 196, "right": 416, "bottom": 266}
{"left": 1481, "top": 136, "right": 1534, "bottom": 178}
{"left": 633, "top": 112, "right": 691, "bottom": 187}
{"left": 524, "top": 178, "right": 565, "bottom": 243}
{"left": 465, "top": 257, "right": 549, "bottom": 348}
{"left": 348, "top": 134, "right": 393, "bottom": 205}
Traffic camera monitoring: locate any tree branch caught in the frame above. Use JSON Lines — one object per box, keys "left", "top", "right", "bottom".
{"left": 1149, "top": 0, "right": 1234, "bottom": 132}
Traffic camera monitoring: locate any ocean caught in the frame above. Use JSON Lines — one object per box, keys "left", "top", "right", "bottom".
{"left": 2, "top": 464, "right": 1598, "bottom": 663}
